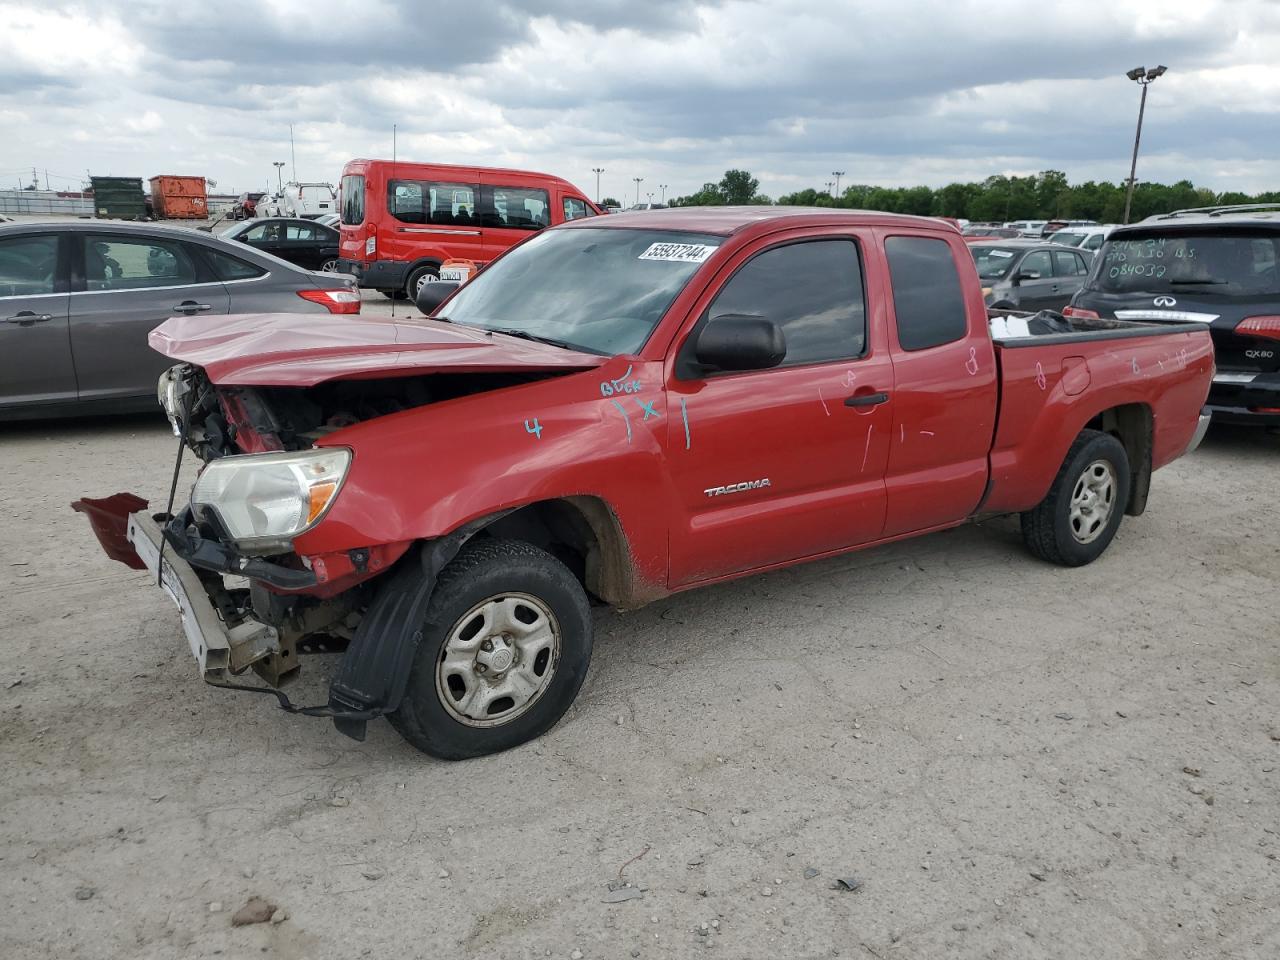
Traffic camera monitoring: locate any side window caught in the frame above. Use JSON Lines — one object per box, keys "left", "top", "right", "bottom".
{"left": 204, "top": 249, "right": 266, "bottom": 281}
{"left": 388, "top": 180, "right": 478, "bottom": 226}
{"left": 286, "top": 223, "right": 317, "bottom": 241}
{"left": 243, "top": 223, "right": 269, "bottom": 241}
{"left": 563, "top": 197, "right": 591, "bottom": 221}
{"left": 483, "top": 186, "right": 551, "bottom": 230}
{"left": 1019, "top": 250, "right": 1053, "bottom": 279}
{"left": 885, "top": 236, "right": 968, "bottom": 352}
{"left": 706, "top": 240, "right": 866, "bottom": 367}
{"left": 1073, "top": 253, "right": 1089, "bottom": 275}
{"left": 1084, "top": 233, "right": 1103, "bottom": 251}
{"left": 1053, "top": 250, "right": 1082, "bottom": 277}
{"left": 83, "top": 237, "right": 197, "bottom": 291}
{"left": 0, "top": 235, "right": 59, "bottom": 297}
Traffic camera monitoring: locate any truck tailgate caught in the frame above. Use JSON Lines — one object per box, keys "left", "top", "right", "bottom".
{"left": 982, "top": 321, "right": 1214, "bottom": 515}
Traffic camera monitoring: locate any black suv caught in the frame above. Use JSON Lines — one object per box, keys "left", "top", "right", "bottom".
{"left": 1068, "top": 204, "right": 1280, "bottom": 426}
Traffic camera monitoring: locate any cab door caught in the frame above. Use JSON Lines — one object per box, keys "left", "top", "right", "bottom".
{"left": 666, "top": 233, "right": 894, "bottom": 586}
{"left": 0, "top": 232, "right": 75, "bottom": 411}
{"left": 878, "top": 232, "right": 997, "bottom": 536}
{"left": 69, "top": 233, "right": 230, "bottom": 403}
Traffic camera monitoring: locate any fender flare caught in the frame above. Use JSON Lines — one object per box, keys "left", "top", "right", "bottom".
{"left": 326, "top": 512, "right": 507, "bottom": 740}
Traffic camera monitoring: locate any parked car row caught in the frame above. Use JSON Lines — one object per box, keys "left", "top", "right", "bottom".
{"left": 0, "top": 220, "right": 359, "bottom": 419}
{"left": 220, "top": 217, "right": 341, "bottom": 272}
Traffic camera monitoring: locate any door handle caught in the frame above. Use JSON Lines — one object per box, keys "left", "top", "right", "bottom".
{"left": 845, "top": 391, "right": 889, "bottom": 407}
{"left": 173, "top": 302, "right": 212, "bottom": 313}
{"left": 5, "top": 311, "right": 54, "bottom": 324}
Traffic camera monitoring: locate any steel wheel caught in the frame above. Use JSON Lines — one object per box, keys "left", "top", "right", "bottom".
{"left": 414, "top": 269, "right": 438, "bottom": 295}
{"left": 435, "top": 593, "right": 561, "bottom": 728}
{"left": 1068, "top": 459, "right": 1116, "bottom": 544}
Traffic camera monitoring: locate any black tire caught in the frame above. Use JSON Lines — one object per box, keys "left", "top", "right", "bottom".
{"left": 1021, "top": 428, "right": 1130, "bottom": 566}
{"left": 389, "top": 539, "right": 593, "bottom": 760}
{"left": 404, "top": 264, "right": 440, "bottom": 301}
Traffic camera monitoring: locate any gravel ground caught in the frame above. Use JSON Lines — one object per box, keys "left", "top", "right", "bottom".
{"left": 1, "top": 376, "right": 1278, "bottom": 959}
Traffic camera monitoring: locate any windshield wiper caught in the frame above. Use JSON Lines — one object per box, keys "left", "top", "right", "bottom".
{"left": 1168, "top": 279, "right": 1228, "bottom": 286}
{"left": 487, "top": 327, "right": 576, "bottom": 351}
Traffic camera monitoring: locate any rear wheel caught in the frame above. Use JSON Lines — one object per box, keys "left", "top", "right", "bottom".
{"left": 319, "top": 258, "right": 339, "bottom": 272}
{"left": 1021, "top": 429, "right": 1130, "bottom": 566}
{"left": 404, "top": 264, "right": 440, "bottom": 301}
{"left": 389, "top": 539, "right": 593, "bottom": 760}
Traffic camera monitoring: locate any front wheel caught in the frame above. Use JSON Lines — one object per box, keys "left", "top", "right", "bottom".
{"left": 389, "top": 539, "right": 593, "bottom": 760}
{"left": 1021, "top": 428, "right": 1130, "bottom": 566}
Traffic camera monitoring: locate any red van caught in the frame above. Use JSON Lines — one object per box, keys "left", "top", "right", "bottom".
{"left": 336, "top": 159, "right": 600, "bottom": 298}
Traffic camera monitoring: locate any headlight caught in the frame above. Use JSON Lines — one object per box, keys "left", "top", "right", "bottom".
{"left": 190, "top": 448, "right": 351, "bottom": 545}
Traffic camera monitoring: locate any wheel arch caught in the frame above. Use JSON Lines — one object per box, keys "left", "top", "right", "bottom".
{"left": 1085, "top": 402, "right": 1152, "bottom": 516}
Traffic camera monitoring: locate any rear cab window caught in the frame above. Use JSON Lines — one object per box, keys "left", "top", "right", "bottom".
{"left": 885, "top": 236, "right": 968, "bottom": 351}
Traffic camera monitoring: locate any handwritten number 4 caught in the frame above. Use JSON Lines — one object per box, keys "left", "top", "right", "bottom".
{"left": 524, "top": 418, "right": 543, "bottom": 439}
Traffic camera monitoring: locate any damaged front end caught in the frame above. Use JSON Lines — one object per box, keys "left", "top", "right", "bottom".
{"left": 74, "top": 362, "right": 433, "bottom": 738}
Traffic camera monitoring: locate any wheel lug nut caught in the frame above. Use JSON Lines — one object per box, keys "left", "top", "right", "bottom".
{"left": 481, "top": 639, "right": 493, "bottom": 652}
{"left": 475, "top": 663, "right": 487, "bottom": 673}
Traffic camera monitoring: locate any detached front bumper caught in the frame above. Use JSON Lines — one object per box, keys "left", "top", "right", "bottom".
{"left": 128, "top": 510, "right": 279, "bottom": 682}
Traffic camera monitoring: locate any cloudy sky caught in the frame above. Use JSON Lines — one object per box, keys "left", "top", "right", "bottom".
{"left": 2, "top": 0, "right": 1278, "bottom": 203}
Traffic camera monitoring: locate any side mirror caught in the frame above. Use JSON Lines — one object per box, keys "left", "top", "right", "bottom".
{"left": 1015, "top": 269, "right": 1041, "bottom": 282}
{"left": 692, "top": 314, "right": 786, "bottom": 373}
{"left": 415, "top": 279, "right": 460, "bottom": 316}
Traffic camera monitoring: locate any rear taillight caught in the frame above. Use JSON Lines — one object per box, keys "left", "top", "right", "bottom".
{"left": 297, "top": 289, "right": 361, "bottom": 314}
{"left": 1062, "top": 305, "right": 1100, "bottom": 320}
{"left": 364, "top": 222, "right": 377, "bottom": 258}
{"left": 1237, "top": 315, "right": 1280, "bottom": 340}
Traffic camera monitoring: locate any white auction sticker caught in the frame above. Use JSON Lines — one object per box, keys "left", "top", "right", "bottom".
{"left": 638, "top": 242, "right": 717, "bottom": 263}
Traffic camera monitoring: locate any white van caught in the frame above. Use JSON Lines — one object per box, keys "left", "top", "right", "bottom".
{"left": 281, "top": 182, "right": 337, "bottom": 219}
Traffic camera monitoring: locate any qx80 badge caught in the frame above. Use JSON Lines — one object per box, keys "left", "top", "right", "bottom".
{"left": 704, "top": 478, "right": 771, "bottom": 497}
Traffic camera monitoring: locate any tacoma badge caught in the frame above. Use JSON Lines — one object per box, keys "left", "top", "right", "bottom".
{"left": 704, "top": 478, "right": 771, "bottom": 497}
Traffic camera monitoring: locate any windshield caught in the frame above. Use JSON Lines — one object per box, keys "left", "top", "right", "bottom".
{"left": 439, "top": 228, "right": 723, "bottom": 355}
{"left": 970, "top": 246, "right": 1020, "bottom": 280}
{"left": 1089, "top": 232, "right": 1280, "bottom": 296}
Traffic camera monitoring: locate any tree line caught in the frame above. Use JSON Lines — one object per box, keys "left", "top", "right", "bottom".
{"left": 664, "top": 169, "right": 1279, "bottom": 222}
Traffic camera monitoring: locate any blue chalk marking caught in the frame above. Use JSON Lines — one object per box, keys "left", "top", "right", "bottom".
{"left": 637, "top": 398, "right": 658, "bottom": 420}
{"left": 679, "top": 398, "right": 691, "bottom": 450}
{"left": 524, "top": 418, "right": 543, "bottom": 439}
{"left": 609, "top": 398, "right": 632, "bottom": 443}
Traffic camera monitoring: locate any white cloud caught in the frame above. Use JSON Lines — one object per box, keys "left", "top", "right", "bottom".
{"left": 1, "top": 0, "right": 1278, "bottom": 198}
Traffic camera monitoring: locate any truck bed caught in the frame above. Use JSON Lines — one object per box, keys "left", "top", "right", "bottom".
{"left": 981, "top": 311, "right": 1214, "bottom": 516}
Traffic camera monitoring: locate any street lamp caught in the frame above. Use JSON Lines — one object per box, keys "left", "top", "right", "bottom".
{"left": 591, "top": 167, "right": 604, "bottom": 203}
{"left": 659, "top": 183, "right": 668, "bottom": 202}
{"left": 824, "top": 181, "right": 833, "bottom": 196}
{"left": 832, "top": 171, "right": 845, "bottom": 197}
{"left": 272, "top": 161, "right": 286, "bottom": 194}
{"left": 633, "top": 177, "right": 643, "bottom": 205}
{"left": 1122, "top": 64, "right": 1167, "bottom": 225}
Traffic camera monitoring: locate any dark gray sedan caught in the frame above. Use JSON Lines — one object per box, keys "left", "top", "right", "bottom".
{"left": 0, "top": 221, "right": 359, "bottom": 420}
{"left": 969, "top": 240, "right": 1095, "bottom": 313}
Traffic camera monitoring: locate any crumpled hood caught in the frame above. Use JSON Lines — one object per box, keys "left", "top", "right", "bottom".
{"left": 148, "top": 312, "right": 608, "bottom": 386}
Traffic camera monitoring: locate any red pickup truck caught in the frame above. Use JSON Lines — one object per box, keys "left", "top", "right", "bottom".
{"left": 76, "top": 208, "right": 1213, "bottom": 760}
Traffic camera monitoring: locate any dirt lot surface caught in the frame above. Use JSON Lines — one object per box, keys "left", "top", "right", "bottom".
{"left": 2, "top": 394, "right": 1278, "bottom": 959}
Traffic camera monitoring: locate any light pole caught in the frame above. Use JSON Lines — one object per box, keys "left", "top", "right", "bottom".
{"left": 272, "top": 161, "right": 286, "bottom": 195}
{"left": 633, "top": 177, "right": 643, "bottom": 205}
{"left": 832, "top": 170, "right": 845, "bottom": 198}
{"left": 1122, "top": 64, "right": 1167, "bottom": 225}
{"left": 824, "top": 181, "right": 833, "bottom": 197}
{"left": 592, "top": 167, "right": 604, "bottom": 203}
{"left": 659, "top": 183, "right": 668, "bottom": 203}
